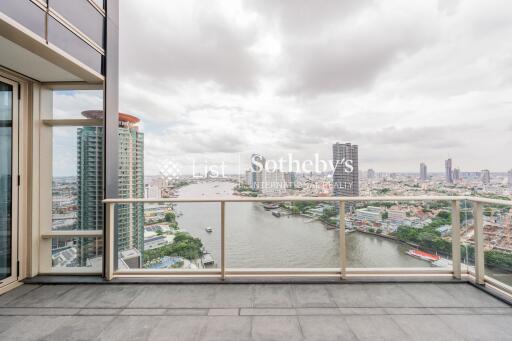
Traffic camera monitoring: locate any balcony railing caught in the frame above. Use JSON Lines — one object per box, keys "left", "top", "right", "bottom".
{"left": 40, "top": 195, "right": 512, "bottom": 298}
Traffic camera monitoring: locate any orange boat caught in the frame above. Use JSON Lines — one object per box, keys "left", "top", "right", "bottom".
{"left": 406, "top": 249, "right": 440, "bottom": 262}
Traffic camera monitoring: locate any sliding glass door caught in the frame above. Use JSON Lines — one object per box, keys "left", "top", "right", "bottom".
{"left": 0, "top": 77, "right": 18, "bottom": 287}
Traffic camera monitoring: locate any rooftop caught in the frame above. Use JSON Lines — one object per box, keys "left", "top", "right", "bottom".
{"left": 1, "top": 282, "right": 511, "bottom": 340}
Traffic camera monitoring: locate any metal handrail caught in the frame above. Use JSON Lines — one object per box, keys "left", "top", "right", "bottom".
{"left": 101, "top": 195, "right": 512, "bottom": 298}
{"left": 103, "top": 195, "right": 471, "bottom": 203}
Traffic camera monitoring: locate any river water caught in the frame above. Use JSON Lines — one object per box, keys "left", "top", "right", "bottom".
{"left": 175, "top": 181, "right": 430, "bottom": 269}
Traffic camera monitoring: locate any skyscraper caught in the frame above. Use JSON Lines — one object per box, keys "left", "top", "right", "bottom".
{"left": 332, "top": 142, "right": 359, "bottom": 198}
{"left": 77, "top": 111, "right": 144, "bottom": 266}
{"left": 453, "top": 168, "right": 461, "bottom": 181}
{"left": 481, "top": 169, "right": 491, "bottom": 185}
{"left": 367, "top": 168, "right": 375, "bottom": 180}
{"left": 508, "top": 169, "right": 512, "bottom": 189}
{"left": 420, "top": 163, "right": 427, "bottom": 181}
{"left": 77, "top": 125, "right": 104, "bottom": 265}
{"left": 250, "top": 154, "right": 265, "bottom": 191}
{"left": 445, "top": 158, "right": 453, "bottom": 184}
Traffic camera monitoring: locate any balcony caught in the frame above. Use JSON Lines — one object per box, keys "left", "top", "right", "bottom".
{"left": 1, "top": 282, "right": 511, "bottom": 340}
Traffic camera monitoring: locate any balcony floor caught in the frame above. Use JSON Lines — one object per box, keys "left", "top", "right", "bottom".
{"left": 0, "top": 282, "right": 511, "bottom": 340}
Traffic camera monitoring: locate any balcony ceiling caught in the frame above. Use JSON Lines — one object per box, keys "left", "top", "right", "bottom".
{"left": 0, "top": 35, "right": 81, "bottom": 82}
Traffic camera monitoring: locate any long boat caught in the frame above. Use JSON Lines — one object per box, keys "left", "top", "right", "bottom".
{"left": 406, "top": 249, "right": 440, "bottom": 262}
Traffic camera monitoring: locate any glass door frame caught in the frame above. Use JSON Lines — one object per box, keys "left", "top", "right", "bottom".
{"left": 0, "top": 75, "right": 19, "bottom": 288}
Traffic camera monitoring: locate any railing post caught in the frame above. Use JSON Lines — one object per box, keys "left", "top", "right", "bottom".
{"left": 339, "top": 201, "right": 347, "bottom": 279}
{"left": 451, "top": 200, "right": 461, "bottom": 279}
{"left": 105, "top": 202, "right": 115, "bottom": 281}
{"left": 220, "top": 201, "right": 225, "bottom": 280}
{"left": 473, "top": 202, "right": 485, "bottom": 285}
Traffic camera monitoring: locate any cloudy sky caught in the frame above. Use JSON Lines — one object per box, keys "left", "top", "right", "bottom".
{"left": 55, "top": 0, "right": 512, "bottom": 176}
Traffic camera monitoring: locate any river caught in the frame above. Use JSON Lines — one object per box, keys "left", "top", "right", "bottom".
{"left": 175, "top": 181, "right": 431, "bottom": 269}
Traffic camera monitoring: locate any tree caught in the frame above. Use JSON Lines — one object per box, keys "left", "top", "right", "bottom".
{"left": 381, "top": 211, "right": 389, "bottom": 220}
{"left": 165, "top": 211, "right": 176, "bottom": 223}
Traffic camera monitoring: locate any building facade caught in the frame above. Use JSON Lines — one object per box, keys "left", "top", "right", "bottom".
{"left": 420, "top": 163, "right": 427, "bottom": 181}
{"left": 453, "top": 168, "right": 461, "bottom": 182}
{"left": 445, "top": 158, "right": 453, "bottom": 184}
{"left": 481, "top": 169, "right": 491, "bottom": 185}
{"left": 77, "top": 111, "right": 144, "bottom": 266}
{"left": 332, "top": 142, "right": 359, "bottom": 198}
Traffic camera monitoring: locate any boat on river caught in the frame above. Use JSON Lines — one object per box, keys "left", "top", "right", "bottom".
{"left": 406, "top": 249, "right": 440, "bottom": 262}
{"left": 272, "top": 211, "right": 281, "bottom": 217}
{"left": 205, "top": 226, "right": 213, "bottom": 233}
{"left": 202, "top": 253, "right": 214, "bottom": 266}
{"left": 263, "top": 203, "right": 279, "bottom": 210}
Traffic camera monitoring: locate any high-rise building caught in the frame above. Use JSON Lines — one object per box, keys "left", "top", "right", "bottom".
{"left": 508, "top": 169, "right": 512, "bottom": 188}
{"left": 250, "top": 154, "right": 266, "bottom": 191}
{"left": 453, "top": 168, "right": 461, "bottom": 181}
{"left": 77, "top": 124, "right": 104, "bottom": 265}
{"left": 420, "top": 163, "right": 427, "bottom": 181}
{"left": 367, "top": 168, "right": 375, "bottom": 180}
{"left": 481, "top": 169, "right": 491, "bottom": 185}
{"left": 283, "top": 172, "right": 296, "bottom": 189}
{"left": 445, "top": 158, "right": 453, "bottom": 184}
{"left": 77, "top": 111, "right": 144, "bottom": 266}
{"left": 332, "top": 142, "right": 359, "bottom": 198}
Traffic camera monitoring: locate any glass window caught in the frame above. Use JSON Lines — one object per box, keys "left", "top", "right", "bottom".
{"left": 51, "top": 0, "right": 104, "bottom": 48}
{"left": 51, "top": 91, "right": 104, "bottom": 270}
{"left": 0, "top": 82, "right": 13, "bottom": 280}
{"left": 52, "top": 237, "right": 103, "bottom": 270}
{"left": 1, "top": 0, "right": 46, "bottom": 38}
{"left": 48, "top": 17, "right": 103, "bottom": 74}
{"left": 92, "top": 0, "right": 104, "bottom": 10}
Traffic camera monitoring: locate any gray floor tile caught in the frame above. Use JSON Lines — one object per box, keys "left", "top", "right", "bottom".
{"left": 292, "top": 285, "right": 336, "bottom": 308}
{"left": 129, "top": 285, "right": 216, "bottom": 308}
{"left": 0, "top": 316, "right": 72, "bottom": 341}
{"left": 198, "top": 316, "right": 252, "bottom": 341}
{"left": 253, "top": 284, "right": 294, "bottom": 308}
{"left": 436, "top": 284, "right": 508, "bottom": 308}
{"left": 299, "top": 316, "right": 357, "bottom": 341}
{"left": 0, "top": 307, "right": 79, "bottom": 316}
{"left": 40, "top": 316, "right": 116, "bottom": 341}
{"left": 251, "top": 316, "right": 303, "bottom": 341}
{"left": 391, "top": 314, "right": 464, "bottom": 341}
{"left": 86, "top": 285, "right": 145, "bottom": 308}
{"left": 399, "top": 283, "right": 463, "bottom": 307}
{"left": 240, "top": 308, "right": 296, "bottom": 316}
{"left": 345, "top": 315, "right": 409, "bottom": 341}
{"left": 11, "top": 285, "right": 75, "bottom": 307}
{"left": 365, "top": 284, "right": 420, "bottom": 307}
{"left": 208, "top": 308, "right": 239, "bottom": 316}
{"left": 0, "top": 316, "right": 26, "bottom": 335}
{"left": 442, "top": 315, "right": 512, "bottom": 341}
{"left": 210, "top": 284, "right": 254, "bottom": 308}
{"left": 0, "top": 285, "right": 40, "bottom": 306}
{"left": 325, "top": 284, "right": 373, "bottom": 307}
{"left": 52, "top": 285, "right": 107, "bottom": 308}
{"left": 148, "top": 316, "right": 207, "bottom": 341}
{"left": 95, "top": 316, "right": 162, "bottom": 341}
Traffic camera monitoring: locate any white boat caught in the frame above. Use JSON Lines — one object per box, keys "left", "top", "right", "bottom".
{"left": 202, "top": 253, "right": 215, "bottom": 265}
{"left": 205, "top": 226, "right": 213, "bottom": 233}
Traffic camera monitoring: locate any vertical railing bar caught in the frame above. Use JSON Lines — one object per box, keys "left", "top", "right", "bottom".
{"left": 473, "top": 201, "right": 485, "bottom": 285}
{"left": 451, "top": 200, "right": 461, "bottom": 279}
{"left": 105, "top": 202, "right": 115, "bottom": 281}
{"left": 339, "top": 200, "right": 346, "bottom": 279}
{"left": 221, "top": 201, "right": 226, "bottom": 280}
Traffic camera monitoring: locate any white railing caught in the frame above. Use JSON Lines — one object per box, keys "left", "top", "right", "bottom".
{"left": 40, "top": 195, "right": 512, "bottom": 297}
{"left": 99, "top": 195, "right": 511, "bottom": 290}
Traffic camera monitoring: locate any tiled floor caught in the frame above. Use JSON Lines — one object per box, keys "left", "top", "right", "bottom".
{"left": 0, "top": 283, "right": 511, "bottom": 340}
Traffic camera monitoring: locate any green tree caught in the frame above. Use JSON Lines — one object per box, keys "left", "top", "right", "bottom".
{"left": 165, "top": 211, "right": 176, "bottom": 223}
{"left": 381, "top": 211, "right": 389, "bottom": 220}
